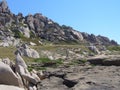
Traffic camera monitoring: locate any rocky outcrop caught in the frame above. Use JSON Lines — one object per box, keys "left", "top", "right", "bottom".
{"left": 88, "top": 45, "right": 100, "bottom": 54}
{"left": 0, "top": 36, "right": 20, "bottom": 47}
{"left": 15, "top": 54, "right": 40, "bottom": 86}
{"left": 71, "top": 65, "right": 120, "bottom": 90}
{"left": 0, "top": 0, "right": 118, "bottom": 46}
{"left": 0, "top": 61, "right": 23, "bottom": 87}
{"left": 0, "top": 0, "right": 9, "bottom": 13}
{"left": 16, "top": 53, "right": 27, "bottom": 68}
{"left": 87, "top": 55, "right": 120, "bottom": 66}
{"left": 0, "top": 55, "right": 42, "bottom": 90}
{"left": 16, "top": 44, "right": 40, "bottom": 58}
{"left": 38, "top": 76, "right": 69, "bottom": 90}
{"left": 37, "top": 62, "right": 120, "bottom": 90}
{"left": 82, "top": 33, "right": 118, "bottom": 46}
{"left": 19, "top": 26, "right": 30, "bottom": 38}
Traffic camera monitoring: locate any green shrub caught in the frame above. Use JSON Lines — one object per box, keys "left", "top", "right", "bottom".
{"left": 34, "top": 58, "right": 51, "bottom": 63}
{"left": 80, "top": 59, "right": 87, "bottom": 63}
{"left": 34, "top": 58, "right": 63, "bottom": 67}
{"left": 55, "top": 59, "right": 63, "bottom": 65}
{"left": 30, "top": 31, "right": 36, "bottom": 38}
{"left": 28, "top": 66, "right": 33, "bottom": 72}
{"left": 70, "top": 59, "right": 87, "bottom": 65}
{"left": 28, "top": 65, "right": 46, "bottom": 71}
{"left": 13, "top": 30, "right": 23, "bottom": 38}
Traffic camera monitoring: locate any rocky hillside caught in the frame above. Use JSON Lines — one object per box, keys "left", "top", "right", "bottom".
{"left": 1, "top": 1, "right": 120, "bottom": 90}
{"left": 0, "top": 0, "right": 118, "bottom": 46}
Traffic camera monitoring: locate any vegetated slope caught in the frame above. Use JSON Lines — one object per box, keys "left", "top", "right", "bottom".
{"left": 0, "top": 0, "right": 118, "bottom": 46}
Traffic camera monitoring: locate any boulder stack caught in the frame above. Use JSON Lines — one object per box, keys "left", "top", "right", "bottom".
{"left": 15, "top": 44, "right": 40, "bottom": 58}
{"left": 0, "top": 55, "right": 42, "bottom": 90}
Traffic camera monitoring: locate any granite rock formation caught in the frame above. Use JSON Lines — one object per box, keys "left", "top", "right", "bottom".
{"left": 0, "top": 0, "right": 118, "bottom": 46}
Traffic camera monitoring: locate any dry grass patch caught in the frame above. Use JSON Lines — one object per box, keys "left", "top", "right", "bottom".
{"left": 0, "top": 47, "right": 16, "bottom": 60}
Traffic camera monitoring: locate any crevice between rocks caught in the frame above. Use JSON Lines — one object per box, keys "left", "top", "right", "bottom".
{"left": 88, "top": 58, "right": 120, "bottom": 66}
{"left": 46, "top": 72, "right": 78, "bottom": 88}
{"left": 63, "top": 79, "right": 78, "bottom": 88}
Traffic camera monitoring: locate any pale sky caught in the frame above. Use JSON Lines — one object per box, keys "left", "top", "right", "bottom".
{"left": 5, "top": 0, "right": 120, "bottom": 43}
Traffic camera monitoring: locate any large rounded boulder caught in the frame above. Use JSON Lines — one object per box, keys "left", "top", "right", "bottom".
{"left": 0, "top": 61, "right": 23, "bottom": 87}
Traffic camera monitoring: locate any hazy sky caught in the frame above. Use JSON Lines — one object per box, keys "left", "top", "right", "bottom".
{"left": 5, "top": 0, "right": 120, "bottom": 43}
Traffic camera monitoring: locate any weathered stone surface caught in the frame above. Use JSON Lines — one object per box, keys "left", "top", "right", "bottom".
{"left": 38, "top": 76, "right": 69, "bottom": 90}
{"left": 88, "top": 45, "right": 100, "bottom": 54}
{"left": 18, "top": 67, "right": 40, "bottom": 85}
{"left": 19, "top": 26, "right": 30, "bottom": 38}
{"left": 29, "top": 42, "right": 36, "bottom": 46}
{"left": 0, "top": 85, "right": 25, "bottom": 90}
{"left": 64, "top": 73, "right": 81, "bottom": 83}
{"left": 0, "top": 0, "right": 118, "bottom": 46}
{"left": 24, "top": 48, "right": 40, "bottom": 58}
{"left": 0, "top": 61, "right": 23, "bottom": 87}
{"left": 0, "top": 1, "right": 119, "bottom": 90}
{"left": 87, "top": 55, "right": 120, "bottom": 66}
{"left": 0, "top": 36, "right": 20, "bottom": 47}
{"left": 26, "top": 14, "right": 35, "bottom": 30}
{"left": 15, "top": 54, "right": 40, "bottom": 86}
{"left": 71, "top": 30, "right": 83, "bottom": 40}
{"left": 82, "top": 33, "right": 118, "bottom": 46}
{"left": 16, "top": 53, "right": 27, "bottom": 68}
{"left": 16, "top": 44, "right": 40, "bottom": 58}
{"left": 28, "top": 85, "right": 37, "bottom": 90}
{"left": 0, "top": 0, "right": 9, "bottom": 13}
{"left": 72, "top": 65, "right": 120, "bottom": 90}
{"left": 2, "top": 58, "right": 11, "bottom": 65}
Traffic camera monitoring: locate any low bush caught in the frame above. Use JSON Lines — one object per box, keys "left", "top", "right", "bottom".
{"left": 34, "top": 58, "right": 63, "bottom": 66}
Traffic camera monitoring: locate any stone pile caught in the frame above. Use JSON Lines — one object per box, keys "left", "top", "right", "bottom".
{"left": 0, "top": 36, "right": 20, "bottom": 47}
{"left": 15, "top": 44, "right": 40, "bottom": 58}
{"left": 0, "top": 54, "right": 43, "bottom": 90}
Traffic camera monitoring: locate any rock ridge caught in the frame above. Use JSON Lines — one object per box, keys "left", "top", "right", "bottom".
{"left": 0, "top": 0, "right": 118, "bottom": 46}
